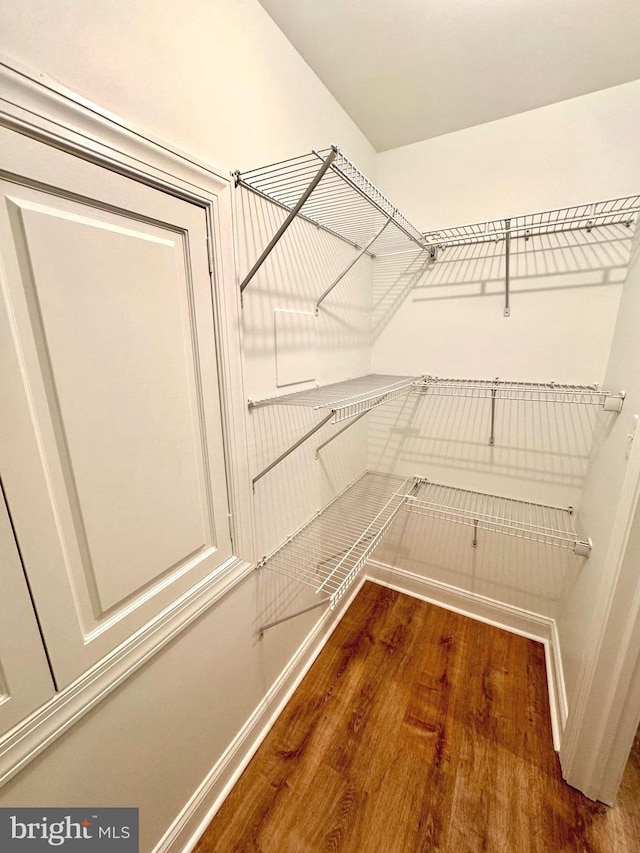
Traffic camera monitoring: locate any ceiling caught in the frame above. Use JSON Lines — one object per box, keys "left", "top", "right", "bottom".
{"left": 258, "top": 0, "right": 640, "bottom": 152}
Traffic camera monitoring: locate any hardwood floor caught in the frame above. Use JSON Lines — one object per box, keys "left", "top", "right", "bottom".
{"left": 196, "top": 582, "right": 640, "bottom": 852}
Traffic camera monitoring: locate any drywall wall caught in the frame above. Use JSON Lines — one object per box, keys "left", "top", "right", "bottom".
{"left": 557, "top": 230, "right": 640, "bottom": 709}
{"left": 0, "top": 2, "right": 373, "bottom": 850}
{"left": 369, "top": 83, "right": 640, "bottom": 618}
{"left": 0, "top": 0, "right": 374, "bottom": 172}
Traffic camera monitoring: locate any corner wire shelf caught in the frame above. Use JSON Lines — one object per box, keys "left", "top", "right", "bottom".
{"left": 422, "top": 194, "right": 640, "bottom": 318}
{"left": 234, "top": 146, "right": 431, "bottom": 310}
{"left": 412, "top": 376, "right": 625, "bottom": 446}
{"left": 250, "top": 374, "right": 423, "bottom": 487}
{"left": 257, "top": 472, "right": 420, "bottom": 636}
{"left": 404, "top": 480, "right": 591, "bottom": 557}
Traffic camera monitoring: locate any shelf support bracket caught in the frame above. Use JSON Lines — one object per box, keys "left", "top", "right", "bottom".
{"left": 504, "top": 218, "right": 511, "bottom": 317}
{"left": 252, "top": 411, "right": 334, "bottom": 489}
{"left": 258, "top": 597, "right": 332, "bottom": 639}
{"left": 316, "top": 213, "right": 394, "bottom": 311}
{"left": 316, "top": 410, "right": 369, "bottom": 458}
{"left": 489, "top": 378, "right": 498, "bottom": 446}
{"left": 239, "top": 146, "right": 338, "bottom": 300}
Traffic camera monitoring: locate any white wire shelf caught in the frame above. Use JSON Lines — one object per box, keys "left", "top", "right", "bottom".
{"left": 413, "top": 377, "right": 625, "bottom": 410}
{"left": 422, "top": 195, "right": 640, "bottom": 248}
{"left": 404, "top": 480, "right": 591, "bottom": 556}
{"left": 235, "top": 146, "right": 432, "bottom": 307}
{"left": 258, "top": 472, "right": 418, "bottom": 626}
{"left": 250, "top": 374, "right": 423, "bottom": 423}
{"left": 237, "top": 147, "right": 427, "bottom": 256}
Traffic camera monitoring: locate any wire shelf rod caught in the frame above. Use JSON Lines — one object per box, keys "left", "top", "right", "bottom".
{"left": 251, "top": 411, "right": 333, "bottom": 489}
{"left": 238, "top": 147, "right": 338, "bottom": 296}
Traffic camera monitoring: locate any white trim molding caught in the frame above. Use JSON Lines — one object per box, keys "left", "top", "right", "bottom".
{"left": 0, "top": 558, "right": 253, "bottom": 788}
{"left": 559, "top": 407, "right": 640, "bottom": 803}
{"left": 0, "top": 55, "right": 254, "bottom": 563}
{"left": 365, "top": 560, "right": 568, "bottom": 750}
{"left": 155, "top": 565, "right": 569, "bottom": 853}
{"left": 0, "top": 56, "right": 256, "bottom": 784}
{"left": 153, "top": 577, "right": 367, "bottom": 853}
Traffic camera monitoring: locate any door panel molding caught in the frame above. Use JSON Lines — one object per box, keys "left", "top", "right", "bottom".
{"left": 0, "top": 55, "right": 254, "bottom": 779}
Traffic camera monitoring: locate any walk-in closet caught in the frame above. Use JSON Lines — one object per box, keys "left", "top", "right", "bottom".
{"left": 1, "top": 2, "right": 640, "bottom": 851}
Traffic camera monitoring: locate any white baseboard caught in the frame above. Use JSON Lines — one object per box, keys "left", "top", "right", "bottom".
{"left": 365, "top": 560, "right": 568, "bottom": 750}
{"left": 155, "top": 564, "right": 568, "bottom": 852}
{"left": 153, "top": 577, "right": 366, "bottom": 853}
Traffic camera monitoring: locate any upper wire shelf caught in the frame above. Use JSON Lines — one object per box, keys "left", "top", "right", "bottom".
{"left": 413, "top": 377, "right": 625, "bottom": 410}
{"left": 422, "top": 195, "right": 640, "bottom": 248}
{"left": 257, "top": 471, "right": 419, "bottom": 635}
{"left": 235, "top": 146, "right": 431, "bottom": 308}
{"left": 250, "top": 374, "right": 423, "bottom": 423}
{"left": 405, "top": 480, "right": 591, "bottom": 556}
{"left": 237, "top": 146, "right": 427, "bottom": 257}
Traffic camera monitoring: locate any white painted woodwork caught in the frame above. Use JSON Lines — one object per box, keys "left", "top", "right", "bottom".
{"left": 274, "top": 309, "right": 316, "bottom": 387}
{"left": 0, "top": 127, "right": 233, "bottom": 688}
{"left": 0, "top": 489, "right": 55, "bottom": 733}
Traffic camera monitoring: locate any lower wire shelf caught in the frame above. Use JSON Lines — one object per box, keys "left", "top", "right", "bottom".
{"left": 257, "top": 471, "right": 418, "bottom": 636}
{"left": 257, "top": 473, "right": 592, "bottom": 636}
{"left": 404, "top": 480, "right": 591, "bottom": 556}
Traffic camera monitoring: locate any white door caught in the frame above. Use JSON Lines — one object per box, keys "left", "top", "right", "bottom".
{"left": 0, "top": 127, "right": 233, "bottom": 689}
{"left": 0, "top": 486, "right": 55, "bottom": 733}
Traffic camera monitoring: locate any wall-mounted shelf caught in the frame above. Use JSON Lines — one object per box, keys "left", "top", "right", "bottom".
{"left": 412, "top": 376, "right": 625, "bottom": 445}
{"left": 422, "top": 194, "right": 640, "bottom": 317}
{"left": 250, "top": 375, "right": 423, "bottom": 486}
{"left": 257, "top": 472, "right": 419, "bottom": 636}
{"left": 235, "top": 146, "right": 431, "bottom": 309}
{"left": 422, "top": 196, "right": 640, "bottom": 248}
{"left": 405, "top": 480, "right": 591, "bottom": 557}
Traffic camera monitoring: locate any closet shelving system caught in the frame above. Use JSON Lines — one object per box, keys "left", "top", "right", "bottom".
{"left": 405, "top": 481, "right": 592, "bottom": 557}
{"left": 257, "top": 472, "right": 418, "bottom": 636}
{"left": 412, "top": 377, "right": 626, "bottom": 445}
{"left": 236, "top": 145, "right": 634, "bottom": 633}
{"left": 422, "top": 194, "right": 640, "bottom": 316}
{"left": 249, "top": 374, "right": 423, "bottom": 486}
{"left": 234, "top": 145, "right": 432, "bottom": 311}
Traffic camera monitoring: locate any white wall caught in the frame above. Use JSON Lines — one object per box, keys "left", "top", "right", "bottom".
{"left": 369, "top": 83, "right": 640, "bottom": 618}
{"left": 0, "top": 0, "right": 374, "bottom": 172}
{"left": 0, "top": 2, "right": 374, "bottom": 850}
{"left": 558, "top": 231, "right": 640, "bottom": 707}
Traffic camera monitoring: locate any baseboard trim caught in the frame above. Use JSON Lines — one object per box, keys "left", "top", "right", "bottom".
{"left": 155, "top": 564, "right": 568, "bottom": 852}
{"left": 365, "top": 560, "right": 567, "bottom": 750}
{"left": 153, "top": 577, "right": 366, "bottom": 853}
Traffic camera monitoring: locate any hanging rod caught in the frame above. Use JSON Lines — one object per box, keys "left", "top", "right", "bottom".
{"left": 250, "top": 375, "right": 422, "bottom": 487}
{"left": 404, "top": 480, "right": 591, "bottom": 556}
{"left": 235, "top": 146, "right": 430, "bottom": 306}
{"left": 413, "top": 377, "right": 625, "bottom": 446}
{"left": 257, "top": 472, "right": 419, "bottom": 636}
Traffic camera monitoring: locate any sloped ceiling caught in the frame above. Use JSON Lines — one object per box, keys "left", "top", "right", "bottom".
{"left": 258, "top": 0, "right": 640, "bottom": 151}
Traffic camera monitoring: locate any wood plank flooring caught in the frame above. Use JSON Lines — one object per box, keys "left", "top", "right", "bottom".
{"left": 196, "top": 582, "right": 640, "bottom": 852}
